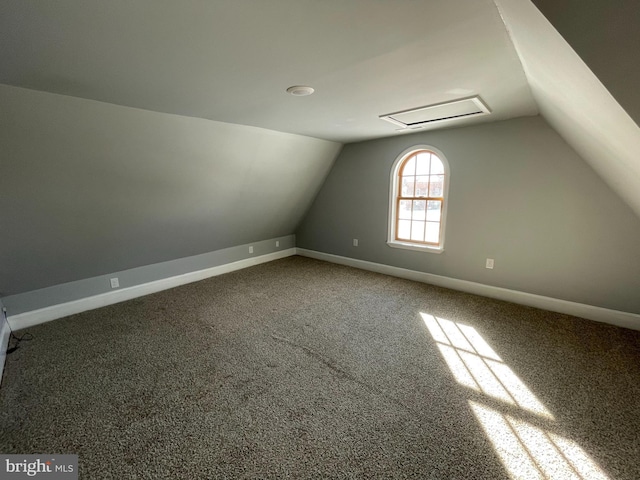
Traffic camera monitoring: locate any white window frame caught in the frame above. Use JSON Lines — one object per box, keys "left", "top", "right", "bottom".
{"left": 387, "top": 145, "right": 450, "bottom": 253}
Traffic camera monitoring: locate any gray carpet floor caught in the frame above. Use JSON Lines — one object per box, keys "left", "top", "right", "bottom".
{"left": 1, "top": 256, "right": 639, "bottom": 479}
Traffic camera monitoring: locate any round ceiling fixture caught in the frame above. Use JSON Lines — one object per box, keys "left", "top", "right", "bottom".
{"left": 286, "top": 85, "right": 315, "bottom": 96}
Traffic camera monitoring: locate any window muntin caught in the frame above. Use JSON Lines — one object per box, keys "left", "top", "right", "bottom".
{"left": 389, "top": 147, "right": 448, "bottom": 252}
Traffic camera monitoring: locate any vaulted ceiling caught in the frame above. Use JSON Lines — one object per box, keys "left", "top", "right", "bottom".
{"left": 0, "top": 0, "right": 536, "bottom": 142}
{"left": 532, "top": 0, "right": 640, "bottom": 127}
{"left": 1, "top": 0, "right": 640, "bottom": 218}
{"left": 495, "top": 0, "right": 640, "bottom": 219}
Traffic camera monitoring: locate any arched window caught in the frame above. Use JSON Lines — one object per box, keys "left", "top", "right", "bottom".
{"left": 388, "top": 146, "right": 449, "bottom": 252}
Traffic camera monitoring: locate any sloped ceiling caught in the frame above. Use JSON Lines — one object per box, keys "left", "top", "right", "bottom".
{"left": 2, "top": 0, "right": 640, "bottom": 298}
{"left": 532, "top": 0, "right": 640, "bottom": 126}
{"left": 0, "top": 0, "right": 536, "bottom": 142}
{"left": 494, "top": 0, "right": 640, "bottom": 219}
{"left": 0, "top": 85, "right": 341, "bottom": 295}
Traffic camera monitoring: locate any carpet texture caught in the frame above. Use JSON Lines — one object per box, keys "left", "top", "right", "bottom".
{"left": 1, "top": 256, "right": 639, "bottom": 479}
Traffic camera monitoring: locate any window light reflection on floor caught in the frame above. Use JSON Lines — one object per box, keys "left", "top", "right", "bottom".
{"left": 458, "top": 349, "right": 515, "bottom": 405}
{"left": 469, "top": 401, "right": 544, "bottom": 480}
{"left": 547, "top": 433, "right": 609, "bottom": 480}
{"left": 469, "top": 402, "right": 609, "bottom": 480}
{"left": 436, "top": 344, "right": 480, "bottom": 391}
{"left": 421, "top": 313, "right": 552, "bottom": 418}
{"left": 507, "top": 415, "right": 581, "bottom": 480}
{"left": 421, "top": 312, "right": 609, "bottom": 480}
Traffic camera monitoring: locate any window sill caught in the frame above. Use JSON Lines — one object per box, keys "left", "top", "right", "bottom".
{"left": 387, "top": 241, "right": 444, "bottom": 254}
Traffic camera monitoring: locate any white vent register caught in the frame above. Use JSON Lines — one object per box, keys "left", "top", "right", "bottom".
{"left": 380, "top": 96, "right": 490, "bottom": 130}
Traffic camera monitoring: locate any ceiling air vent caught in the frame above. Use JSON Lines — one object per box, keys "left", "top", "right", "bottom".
{"left": 380, "top": 96, "right": 491, "bottom": 130}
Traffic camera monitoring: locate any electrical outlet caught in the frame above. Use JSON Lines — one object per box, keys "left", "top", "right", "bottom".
{"left": 353, "top": 239, "right": 359, "bottom": 247}
{"left": 486, "top": 258, "right": 494, "bottom": 269}
{"left": 249, "top": 246, "right": 254, "bottom": 254}
{"left": 110, "top": 277, "right": 120, "bottom": 289}
{"left": 276, "top": 241, "right": 280, "bottom": 247}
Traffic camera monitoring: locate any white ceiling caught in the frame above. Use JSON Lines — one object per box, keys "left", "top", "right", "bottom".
{"left": 495, "top": 0, "right": 640, "bottom": 219}
{"left": 0, "top": 0, "right": 537, "bottom": 142}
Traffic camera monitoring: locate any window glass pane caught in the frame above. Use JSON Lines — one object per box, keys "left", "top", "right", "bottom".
{"left": 429, "top": 175, "right": 444, "bottom": 197}
{"left": 430, "top": 156, "right": 445, "bottom": 175}
{"left": 399, "top": 200, "right": 412, "bottom": 220}
{"left": 411, "top": 221, "right": 425, "bottom": 241}
{"left": 402, "top": 156, "right": 416, "bottom": 176}
{"left": 401, "top": 177, "right": 415, "bottom": 196}
{"left": 398, "top": 220, "right": 411, "bottom": 240}
{"left": 413, "top": 200, "right": 426, "bottom": 221}
{"left": 393, "top": 149, "right": 447, "bottom": 248}
{"left": 415, "top": 176, "right": 429, "bottom": 196}
{"left": 426, "top": 222, "right": 440, "bottom": 243}
{"left": 426, "top": 200, "right": 441, "bottom": 221}
{"left": 416, "top": 152, "right": 430, "bottom": 175}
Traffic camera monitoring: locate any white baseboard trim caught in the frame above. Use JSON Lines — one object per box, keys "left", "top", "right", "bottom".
{"left": 1, "top": 314, "right": 11, "bottom": 387}
{"left": 295, "top": 248, "right": 640, "bottom": 331}
{"left": 7, "top": 248, "right": 296, "bottom": 331}
{"left": 8, "top": 246, "right": 639, "bottom": 333}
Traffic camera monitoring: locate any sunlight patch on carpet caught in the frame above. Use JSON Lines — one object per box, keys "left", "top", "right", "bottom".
{"left": 421, "top": 312, "right": 610, "bottom": 480}
{"left": 421, "top": 313, "right": 550, "bottom": 418}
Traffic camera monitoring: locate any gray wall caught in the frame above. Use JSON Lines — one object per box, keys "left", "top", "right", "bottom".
{"left": 532, "top": 0, "right": 640, "bottom": 126}
{"left": 0, "top": 85, "right": 341, "bottom": 296}
{"left": 3, "top": 235, "right": 295, "bottom": 316}
{"left": 297, "top": 116, "right": 640, "bottom": 314}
